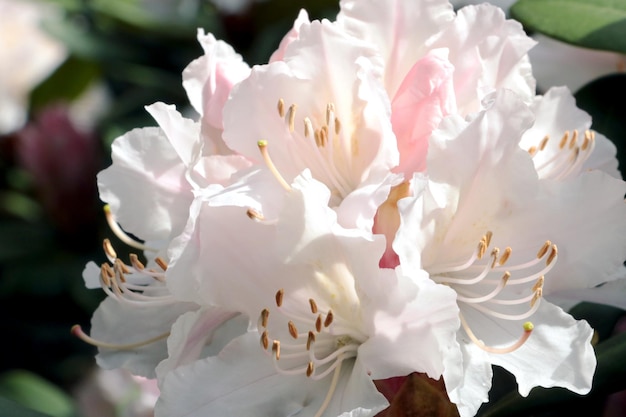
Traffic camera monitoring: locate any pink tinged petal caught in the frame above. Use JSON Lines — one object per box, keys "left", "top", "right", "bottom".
{"left": 156, "top": 308, "right": 247, "bottom": 377}
{"left": 357, "top": 269, "right": 460, "bottom": 380}
{"left": 391, "top": 49, "right": 457, "bottom": 176}
{"left": 337, "top": 0, "right": 455, "bottom": 96}
{"left": 485, "top": 302, "right": 596, "bottom": 396}
{"left": 156, "top": 332, "right": 388, "bottom": 417}
{"left": 182, "top": 30, "right": 250, "bottom": 127}
{"left": 145, "top": 102, "right": 201, "bottom": 167}
{"left": 529, "top": 34, "right": 626, "bottom": 94}
{"left": 269, "top": 9, "right": 310, "bottom": 63}
{"left": 97, "top": 127, "right": 194, "bottom": 241}
{"left": 192, "top": 154, "right": 254, "bottom": 188}
{"left": 222, "top": 20, "right": 397, "bottom": 206}
{"left": 428, "top": 4, "right": 537, "bottom": 114}
{"left": 90, "top": 296, "right": 198, "bottom": 378}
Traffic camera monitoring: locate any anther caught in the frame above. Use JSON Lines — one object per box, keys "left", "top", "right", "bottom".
{"left": 259, "top": 308, "right": 270, "bottom": 328}
{"left": 315, "top": 314, "right": 323, "bottom": 332}
{"left": 559, "top": 131, "right": 569, "bottom": 149}
{"left": 569, "top": 130, "right": 578, "bottom": 149}
{"left": 260, "top": 331, "right": 269, "bottom": 350}
{"left": 103, "top": 239, "right": 117, "bottom": 259}
{"left": 532, "top": 276, "right": 544, "bottom": 292}
{"left": 288, "top": 321, "right": 299, "bottom": 339}
{"left": 485, "top": 231, "right": 493, "bottom": 247}
{"left": 275, "top": 289, "right": 284, "bottom": 307}
{"left": 537, "top": 241, "right": 551, "bottom": 258}
{"left": 155, "top": 257, "right": 168, "bottom": 271}
{"left": 129, "top": 254, "right": 145, "bottom": 270}
{"left": 528, "top": 146, "right": 537, "bottom": 156}
{"left": 309, "top": 298, "right": 318, "bottom": 314}
{"left": 334, "top": 118, "right": 341, "bottom": 135}
{"left": 100, "top": 264, "right": 113, "bottom": 286}
{"left": 319, "top": 126, "right": 328, "bottom": 147}
{"left": 277, "top": 98, "right": 285, "bottom": 118}
{"left": 477, "top": 241, "right": 487, "bottom": 260}
{"left": 490, "top": 248, "right": 500, "bottom": 269}
{"left": 324, "top": 310, "right": 334, "bottom": 328}
{"left": 530, "top": 288, "right": 543, "bottom": 307}
{"left": 307, "top": 331, "right": 316, "bottom": 350}
{"left": 546, "top": 245, "right": 558, "bottom": 265}
{"left": 539, "top": 135, "right": 549, "bottom": 151}
{"left": 247, "top": 208, "right": 265, "bottom": 221}
{"left": 272, "top": 340, "right": 281, "bottom": 360}
{"left": 306, "top": 361, "right": 315, "bottom": 377}
{"left": 304, "top": 117, "right": 312, "bottom": 138}
{"left": 287, "top": 104, "right": 297, "bottom": 133}
{"left": 326, "top": 103, "right": 334, "bottom": 126}
{"left": 501, "top": 271, "right": 511, "bottom": 284}
{"left": 499, "top": 247, "right": 512, "bottom": 266}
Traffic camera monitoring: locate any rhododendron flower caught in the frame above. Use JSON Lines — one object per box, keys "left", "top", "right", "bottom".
{"left": 156, "top": 173, "right": 460, "bottom": 416}
{"left": 394, "top": 90, "right": 626, "bottom": 416}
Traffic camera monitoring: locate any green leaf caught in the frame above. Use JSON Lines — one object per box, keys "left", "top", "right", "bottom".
{"left": 0, "top": 397, "right": 53, "bottom": 417}
{"left": 511, "top": 0, "right": 626, "bottom": 54}
{"left": 0, "top": 371, "right": 75, "bottom": 417}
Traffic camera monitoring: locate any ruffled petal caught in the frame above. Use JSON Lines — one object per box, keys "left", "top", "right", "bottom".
{"left": 269, "top": 9, "right": 310, "bottom": 63}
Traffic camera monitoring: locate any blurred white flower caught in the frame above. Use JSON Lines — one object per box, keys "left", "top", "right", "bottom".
{"left": 0, "top": 0, "right": 66, "bottom": 134}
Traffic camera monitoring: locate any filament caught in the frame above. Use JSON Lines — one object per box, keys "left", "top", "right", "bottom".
{"left": 71, "top": 325, "right": 169, "bottom": 350}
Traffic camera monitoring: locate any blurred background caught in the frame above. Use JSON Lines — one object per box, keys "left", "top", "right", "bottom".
{"left": 0, "top": 0, "right": 624, "bottom": 416}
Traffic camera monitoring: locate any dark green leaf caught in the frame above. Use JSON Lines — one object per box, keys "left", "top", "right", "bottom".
{"left": 511, "top": 0, "right": 626, "bottom": 54}
{"left": 0, "top": 397, "right": 53, "bottom": 417}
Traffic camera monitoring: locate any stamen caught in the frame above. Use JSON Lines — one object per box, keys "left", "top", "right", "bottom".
{"left": 539, "top": 135, "right": 549, "bottom": 151}
{"left": 459, "top": 315, "right": 534, "bottom": 354}
{"left": 569, "top": 130, "right": 578, "bottom": 149}
{"left": 313, "top": 354, "right": 344, "bottom": 417}
{"left": 129, "top": 254, "right": 145, "bottom": 270}
{"left": 546, "top": 245, "right": 558, "bottom": 265}
{"left": 103, "top": 205, "right": 157, "bottom": 252}
{"left": 304, "top": 117, "right": 313, "bottom": 138}
{"left": 309, "top": 298, "right": 318, "bottom": 314}
{"left": 272, "top": 340, "right": 281, "bottom": 360}
{"left": 275, "top": 289, "right": 284, "bottom": 307}
{"left": 259, "top": 308, "right": 270, "bottom": 328}
{"left": 537, "top": 241, "right": 551, "bottom": 258}
{"left": 324, "top": 310, "right": 334, "bottom": 327}
{"left": 257, "top": 140, "right": 292, "bottom": 192}
{"left": 260, "top": 331, "right": 269, "bottom": 350}
{"left": 277, "top": 98, "right": 285, "bottom": 118}
{"left": 307, "top": 331, "right": 316, "bottom": 350}
{"left": 559, "top": 131, "right": 569, "bottom": 149}
{"left": 306, "top": 361, "right": 315, "bottom": 377}
{"left": 315, "top": 314, "right": 323, "bottom": 332}
{"left": 325, "top": 103, "right": 334, "bottom": 125}
{"left": 71, "top": 325, "right": 169, "bottom": 350}
{"left": 287, "top": 104, "right": 297, "bottom": 133}
{"left": 288, "top": 321, "right": 299, "bottom": 339}
{"left": 334, "top": 118, "right": 341, "bottom": 135}
{"left": 103, "top": 239, "right": 117, "bottom": 260}
{"left": 499, "top": 247, "right": 512, "bottom": 266}
{"left": 154, "top": 257, "right": 168, "bottom": 271}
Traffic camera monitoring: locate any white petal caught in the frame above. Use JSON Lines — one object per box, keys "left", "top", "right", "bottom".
{"left": 90, "top": 296, "right": 198, "bottom": 378}
{"left": 269, "top": 9, "right": 310, "bottom": 63}
{"left": 98, "top": 127, "right": 194, "bottom": 241}
{"left": 156, "top": 332, "right": 388, "bottom": 417}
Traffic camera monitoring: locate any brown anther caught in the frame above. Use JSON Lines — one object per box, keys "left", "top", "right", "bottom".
{"left": 477, "top": 241, "right": 487, "bottom": 260}
{"left": 287, "top": 104, "right": 297, "bottom": 133}
{"left": 499, "top": 247, "right": 512, "bottom": 266}
{"left": 569, "top": 130, "right": 578, "bottom": 149}
{"left": 319, "top": 126, "right": 328, "bottom": 147}
{"left": 530, "top": 288, "right": 543, "bottom": 307}
{"left": 539, "top": 135, "right": 549, "bottom": 151}
{"left": 115, "top": 258, "right": 130, "bottom": 275}
{"left": 277, "top": 98, "right": 285, "bottom": 118}
{"left": 324, "top": 310, "right": 334, "bottom": 327}
{"left": 537, "top": 240, "right": 552, "bottom": 258}
{"left": 314, "top": 129, "right": 321, "bottom": 147}
{"left": 103, "top": 239, "right": 117, "bottom": 259}
{"left": 288, "top": 321, "right": 299, "bottom": 339}
{"left": 501, "top": 271, "right": 511, "bottom": 284}
{"left": 155, "top": 257, "right": 168, "bottom": 271}
{"left": 546, "top": 245, "right": 558, "bottom": 265}
{"left": 315, "top": 314, "right": 323, "bottom": 332}
{"left": 334, "top": 117, "right": 341, "bottom": 135}
{"left": 307, "top": 331, "right": 316, "bottom": 350}
{"left": 100, "top": 264, "right": 112, "bottom": 287}
{"left": 306, "top": 361, "right": 315, "bottom": 377}
{"left": 309, "top": 298, "right": 318, "bottom": 314}
{"left": 272, "top": 340, "right": 281, "bottom": 360}
{"left": 260, "top": 308, "right": 270, "bottom": 328}
{"left": 246, "top": 208, "right": 264, "bottom": 221}
{"left": 275, "top": 289, "right": 284, "bottom": 307}
{"left": 528, "top": 146, "right": 537, "bottom": 156}
{"left": 559, "top": 131, "right": 569, "bottom": 149}
{"left": 260, "top": 331, "right": 269, "bottom": 350}
{"left": 490, "top": 248, "right": 500, "bottom": 269}
{"left": 582, "top": 135, "right": 591, "bottom": 151}
{"left": 129, "top": 253, "right": 145, "bottom": 270}
{"left": 532, "top": 276, "right": 545, "bottom": 292}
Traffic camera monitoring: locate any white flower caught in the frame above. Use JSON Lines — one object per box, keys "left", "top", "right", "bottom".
{"left": 0, "top": 0, "right": 66, "bottom": 134}
{"left": 394, "top": 90, "right": 626, "bottom": 416}
{"left": 156, "top": 172, "right": 460, "bottom": 416}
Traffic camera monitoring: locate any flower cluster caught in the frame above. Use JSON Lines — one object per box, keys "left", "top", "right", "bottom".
{"left": 77, "top": 0, "right": 626, "bottom": 416}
